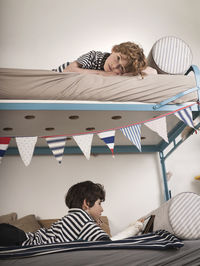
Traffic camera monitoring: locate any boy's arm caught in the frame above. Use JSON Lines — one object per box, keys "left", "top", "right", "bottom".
{"left": 63, "top": 61, "right": 117, "bottom": 76}
{"left": 111, "top": 220, "right": 143, "bottom": 241}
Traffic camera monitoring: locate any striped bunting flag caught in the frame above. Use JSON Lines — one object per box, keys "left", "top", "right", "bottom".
{"left": 97, "top": 130, "right": 115, "bottom": 155}
{"left": 0, "top": 137, "right": 11, "bottom": 163}
{"left": 144, "top": 116, "right": 168, "bottom": 143}
{"left": 120, "top": 125, "right": 141, "bottom": 151}
{"left": 16, "top": 137, "right": 37, "bottom": 166}
{"left": 46, "top": 136, "right": 67, "bottom": 164}
{"left": 175, "top": 107, "right": 194, "bottom": 128}
{"left": 73, "top": 134, "right": 93, "bottom": 160}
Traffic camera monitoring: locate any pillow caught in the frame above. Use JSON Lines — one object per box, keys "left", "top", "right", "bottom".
{"left": 146, "top": 192, "right": 200, "bottom": 239}
{"left": 11, "top": 214, "right": 41, "bottom": 233}
{"left": 0, "top": 212, "right": 17, "bottom": 223}
{"left": 147, "top": 36, "right": 193, "bottom": 74}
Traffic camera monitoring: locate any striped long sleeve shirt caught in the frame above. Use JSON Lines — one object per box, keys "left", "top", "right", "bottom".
{"left": 52, "top": 51, "right": 110, "bottom": 72}
{"left": 22, "top": 209, "right": 110, "bottom": 246}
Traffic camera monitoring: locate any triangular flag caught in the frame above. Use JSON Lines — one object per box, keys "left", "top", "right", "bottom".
{"left": 73, "top": 134, "right": 93, "bottom": 160}
{"left": 120, "top": 124, "right": 141, "bottom": 151}
{"left": 97, "top": 130, "right": 115, "bottom": 155}
{"left": 0, "top": 137, "right": 11, "bottom": 163}
{"left": 46, "top": 136, "right": 67, "bottom": 164}
{"left": 175, "top": 107, "right": 194, "bottom": 128}
{"left": 144, "top": 116, "right": 168, "bottom": 143}
{"left": 16, "top": 137, "right": 37, "bottom": 166}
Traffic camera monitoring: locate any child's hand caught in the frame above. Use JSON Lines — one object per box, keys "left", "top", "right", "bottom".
{"left": 130, "top": 221, "right": 143, "bottom": 231}
{"left": 142, "top": 66, "right": 157, "bottom": 75}
{"left": 111, "top": 221, "right": 143, "bottom": 241}
{"left": 138, "top": 218, "right": 145, "bottom": 223}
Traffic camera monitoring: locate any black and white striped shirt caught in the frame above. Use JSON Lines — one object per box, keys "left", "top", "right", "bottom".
{"left": 22, "top": 209, "right": 110, "bottom": 246}
{"left": 53, "top": 51, "right": 110, "bottom": 72}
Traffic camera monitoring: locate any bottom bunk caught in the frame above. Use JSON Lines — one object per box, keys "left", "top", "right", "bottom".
{"left": 1, "top": 237, "right": 199, "bottom": 266}
{"left": 1, "top": 192, "right": 200, "bottom": 265}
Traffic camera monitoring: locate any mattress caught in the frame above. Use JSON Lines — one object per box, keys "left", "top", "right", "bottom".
{"left": 0, "top": 68, "right": 197, "bottom": 103}
{"left": 0, "top": 236, "right": 199, "bottom": 266}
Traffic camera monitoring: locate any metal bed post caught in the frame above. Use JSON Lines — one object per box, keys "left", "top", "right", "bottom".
{"left": 155, "top": 65, "right": 200, "bottom": 202}
{"left": 159, "top": 151, "right": 170, "bottom": 201}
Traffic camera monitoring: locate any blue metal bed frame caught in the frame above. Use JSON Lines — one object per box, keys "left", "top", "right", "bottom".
{"left": 0, "top": 65, "right": 200, "bottom": 201}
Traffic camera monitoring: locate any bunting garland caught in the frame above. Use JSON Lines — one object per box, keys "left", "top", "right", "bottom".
{"left": 46, "top": 136, "right": 67, "bottom": 164}
{"left": 16, "top": 137, "right": 37, "bottom": 166}
{"left": 73, "top": 134, "right": 93, "bottom": 160}
{"left": 144, "top": 116, "right": 169, "bottom": 143}
{"left": 97, "top": 130, "right": 115, "bottom": 155}
{"left": 120, "top": 125, "right": 141, "bottom": 151}
{"left": 0, "top": 137, "right": 11, "bottom": 163}
{"left": 0, "top": 103, "right": 197, "bottom": 165}
{"left": 175, "top": 107, "right": 194, "bottom": 128}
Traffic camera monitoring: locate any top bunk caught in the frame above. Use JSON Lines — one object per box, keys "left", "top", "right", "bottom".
{"left": 0, "top": 36, "right": 200, "bottom": 161}
{"left": 0, "top": 65, "right": 199, "bottom": 155}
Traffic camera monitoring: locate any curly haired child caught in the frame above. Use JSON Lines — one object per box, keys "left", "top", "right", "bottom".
{"left": 53, "top": 41, "right": 151, "bottom": 77}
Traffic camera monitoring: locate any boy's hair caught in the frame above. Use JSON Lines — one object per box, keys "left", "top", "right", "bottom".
{"left": 65, "top": 181, "right": 105, "bottom": 209}
{"left": 112, "top": 41, "right": 147, "bottom": 76}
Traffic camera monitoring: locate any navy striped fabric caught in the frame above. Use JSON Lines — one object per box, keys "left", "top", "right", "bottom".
{"left": 120, "top": 125, "right": 141, "bottom": 151}
{"left": 77, "top": 51, "right": 110, "bottom": 70}
{"left": 53, "top": 51, "right": 110, "bottom": 72}
{"left": 175, "top": 107, "right": 194, "bottom": 128}
{"left": 22, "top": 209, "right": 109, "bottom": 246}
{"left": 52, "top": 62, "right": 70, "bottom": 72}
{"left": 46, "top": 136, "right": 67, "bottom": 163}
{"left": 0, "top": 230, "right": 183, "bottom": 259}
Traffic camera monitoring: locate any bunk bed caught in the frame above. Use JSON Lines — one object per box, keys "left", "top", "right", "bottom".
{"left": 0, "top": 64, "right": 200, "bottom": 200}
{"left": 1, "top": 36, "right": 200, "bottom": 265}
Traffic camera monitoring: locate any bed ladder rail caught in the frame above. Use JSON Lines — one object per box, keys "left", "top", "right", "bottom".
{"left": 153, "top": 65, "right": 200, "bottom": 110}
{"left": 159, "top": 112, "right": 200, "bottom": 202}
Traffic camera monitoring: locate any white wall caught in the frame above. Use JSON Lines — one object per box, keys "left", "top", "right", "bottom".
{"left": 0, "top": 0, "right": 200, "bottom": 68}
{"left": 0, "top": 0, "right": 200, "bottom": 236}
{"left": 167, "top": 133, "right": 200, "bottom": 196}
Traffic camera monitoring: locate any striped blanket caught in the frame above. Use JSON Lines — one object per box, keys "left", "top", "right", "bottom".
{"left": 0, "top": 230, "right": 183, "bottom": 259}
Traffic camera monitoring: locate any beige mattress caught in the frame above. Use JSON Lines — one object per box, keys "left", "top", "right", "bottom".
{"left": 0, "top": 68, "right": 197, "bottom": 103}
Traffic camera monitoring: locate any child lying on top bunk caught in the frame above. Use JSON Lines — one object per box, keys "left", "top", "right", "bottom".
{"left": 0, "top": 181, "right": 144, "bottom": 246}
{"left": 53, "top": 41, "right": 157, "bottom": 77}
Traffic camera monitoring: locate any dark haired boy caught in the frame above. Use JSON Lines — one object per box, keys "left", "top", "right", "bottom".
{"left": 0, "top": 181, "right": 110, "bottom": 246}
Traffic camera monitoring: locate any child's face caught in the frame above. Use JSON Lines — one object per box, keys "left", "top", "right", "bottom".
{"left": 104, "top": 52, "right": 129, "bottom": 75}
{"left": 86, "top": 199, "right": 104, "bottom": 221}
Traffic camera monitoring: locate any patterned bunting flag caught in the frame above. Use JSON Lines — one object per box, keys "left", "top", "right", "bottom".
{"left": 144, "top": 116, "right": 168, "bottom": 143}
{"left": 73, "top": 134, "right": 93, "bottom": 160}
{"left": 46, "top": 136, "right": 67, "bottom": 164}
{"left": 0, "top": 137, "right": 11, "bottom": 163}
{"left": 97, "top": 130, "right": 115, "bottom": 155}
{"left": 175, "top": 107, "right": 194, "bottom": 128}
{"left": 16, "top": 137, "right": 37, "bottom": 166}
{"left": 120, "top": 125, "right": 141, "bottom": 151}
